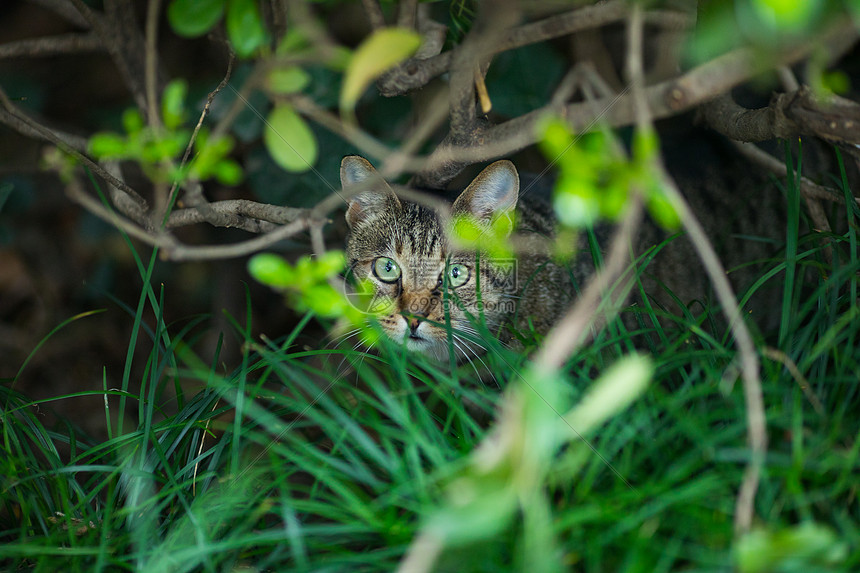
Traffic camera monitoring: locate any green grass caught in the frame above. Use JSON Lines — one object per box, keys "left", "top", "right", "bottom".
{"left": 2, "top": 166, "right": 860, "bottom": 571}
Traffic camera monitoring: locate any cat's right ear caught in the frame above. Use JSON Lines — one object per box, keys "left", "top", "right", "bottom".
{"left": 341, "top": 155, "right": 400, "bottom": 229}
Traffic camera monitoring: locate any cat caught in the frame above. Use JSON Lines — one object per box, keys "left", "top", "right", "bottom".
{"left": 339, "top": 133, "right": 789, "bottom": 363}
{"left": 340, "top": 155, "right": 587, "bottom": 363}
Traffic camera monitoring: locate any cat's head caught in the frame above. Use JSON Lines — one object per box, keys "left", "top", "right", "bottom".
{"left": 341, "top": 155, "right": 519, "bottom": 362}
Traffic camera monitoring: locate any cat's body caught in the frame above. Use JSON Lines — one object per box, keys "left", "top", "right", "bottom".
{"left": 341, "top": 156, "right": 584, "bottom": 362}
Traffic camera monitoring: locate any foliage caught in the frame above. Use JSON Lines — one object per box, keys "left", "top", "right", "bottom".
{"left": 539, "top": 117, "right": 680, "bottom": 231}
{"left": 88, "top": 81, "right": 242, "bottom": 186}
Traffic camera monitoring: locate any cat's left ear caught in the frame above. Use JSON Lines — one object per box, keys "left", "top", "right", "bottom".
{"left": 452, "top": 160, "right": 519, "bottom": 226}
{"left": 341, "top": 155, "right": 400, "bottom": 229}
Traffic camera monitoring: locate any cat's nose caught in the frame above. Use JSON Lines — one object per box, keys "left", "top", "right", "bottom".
{"left": 408, "top": 316, "right": 422, "bottom": 334}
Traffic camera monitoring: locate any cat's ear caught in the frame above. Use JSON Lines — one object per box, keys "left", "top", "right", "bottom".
{"left": 452, "top": 160, "right": 519, "bottom": 225}
{"left": 341, "top": 155, "right": 400, "bottom": 229}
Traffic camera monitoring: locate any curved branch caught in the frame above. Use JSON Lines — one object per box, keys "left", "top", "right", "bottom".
{"left": 699, "top": 87, "right": 860, "bottom": 147}
{"left": 165, "top": 200, "right": 305, "bottom": 232}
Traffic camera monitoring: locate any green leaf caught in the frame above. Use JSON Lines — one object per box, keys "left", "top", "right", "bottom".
{"left": 265, "top": 66, "right": 311, "bottom": 94}
{"left": 735, "top": 522, "right": 848, "bottom": 573}
{"left": 646, "top": 183, "right": 681, "bottom": 231}
{"left": 162, "top": 79, "right": 188, "bottom": 130}
{"left": 553, "top": 176, "right": 600, "bottom": 229}
{"left": 632, "top": 127, "right": 659, "bottom": 163}
{"left": 452, "top": 215, "right": 483, "bottom": 243}
{"left": 563, "top": 354, "right": 652, "bottom": 437}
{"left": 226, "top": 0, "right": 269, "bottom": 58}
{"left": 340, "top": 28, "right": 421, "bottom": 113}
{"left": 821, "top": 70, "right": 851, "bottom": 95}
{"left": 426, "top": 481, "right": 518, "bottom": 546}
{"left": 122, "top": 108, "right": 145, "bottom": 134}
{"left": 89, "top": 133, "right": 129, "bottom": 159}
{"left": 247, "top": 253, "right": 294, "bottom": 288}
{"left": 311, "top": 251, "right": 346, "bottom": 280}
{"left": 212, "top": 159, "right": 243, "bottom": 185}
{"left": 750, "top": 0, "right": 821, "bottom": 31}
{"left": 276, "top": 28, "right": 310, "bottom": 55}
{"left": 167, "top": 0, "right": 225, "bottom": 38}
{"left": 264, "top": 104, "right": 317, "bottom": 173}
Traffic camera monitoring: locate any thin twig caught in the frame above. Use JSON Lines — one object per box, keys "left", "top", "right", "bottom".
{"left": 361, "top": 0, "right": 386, "bottom": 29}
{"left": 144, "top": 0, "right": 162, "bottom": 130}
{"left": 167, "top": 54, "right": 236, "bottom": 227}
{"left": 164, "top": 216, "right": 311, "bottom": 261}
{"left": 762, "top": 347, "right": 825, "bottom": 415}
{"left": 658, "top": 173, "right": 767, "bottom": 535}
{"left": 732, "top": 141, "right": 858, "bottom": 206}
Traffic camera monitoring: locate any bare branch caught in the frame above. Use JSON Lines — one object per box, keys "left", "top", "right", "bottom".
{"left": 448, "top": 0, "right": 520, "bottom": 139}
{"left": 0, "top": 34, "right": 104, "bottom": 59}
{"left": 699, "top": 87, "right": 860, "bottom": 149}
{"left": 165, "top": 200, "right": 304, "bottom": 232}
{"left": 731, "top": 140, "right": 858, "bottom": 206}
{"left": 144, "top": 0, "right": 163, "bottom": 131}
{"left": 164, "top": 216, "right": 312, "bottom": 261}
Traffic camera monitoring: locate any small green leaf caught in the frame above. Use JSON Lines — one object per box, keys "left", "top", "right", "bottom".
{"left": 750, "top": 0, "right": 820, "bottom": 31}
{"left": 248, "top": 253, "right": 294, "bottom": 288}
{"left": 162, "top": 79, "right": 188, "bottom": 130}
{"left": 632, "top": 127, "right": 659, "bottom": 163}
{"left": 303, "top": 284, "right": 346, "bottom": 317}
{"left": 427, "top": 482, "right": 518, "bottom": 546}
{"left": 167, "top": 0, "right": 225, "bottom": 38}
{"left": 553, "top": 176, "right": 599, "bottom": 229}
{"left": 340, "top": 28, "right": 421, "bottom": 112}
{"left": 266, "top": 66, "right": 311, "bottom": 94}
{"left": 325, "top": 46, "right": 353, "bottom": 71}
{"left": 312, "top": 251, "right": 346, "bottom": 279}
{"left": 89, "top": 133, "right": 129, "bottom": 159}
{"left": 226, "top": 0, "right": 269, "bottom": 58}
{"left": 452, "top": 215, "right": 483, "bottom": 244}
{"left": 537, "top": 115, "right": 573, "bottom": 158}
{"left": 264, "top": 104, "right": 317, "bottom": 173}
{"left": 275, "top": 28, "right": 311, "bottom": 55}
{"left": 564, "top": 354, "right": 652, "bottom": 437}
{"left": 122, "top": 108, "right": 145, "bottom": 134}
{"left": 646, "top": 183, "right": 681, "bottom": 231}
{"left": 735, "top": 522, "right": 848, "bottom": 573}
{"left": 821, "top": 70, "right": 850, "bottom": 95}
{"left": 212, "top": 159, "right": 243, "bottom": 185}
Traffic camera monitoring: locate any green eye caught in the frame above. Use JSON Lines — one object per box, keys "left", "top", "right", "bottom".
{"left": 445, "top": 263, "right": 470, "bottom": 288}
{"left": 373, "top": 257, "right": 401, "bottom": 283}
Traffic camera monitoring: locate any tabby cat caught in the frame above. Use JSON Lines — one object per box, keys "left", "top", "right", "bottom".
{"left": 340, "top": 155, "right": 586, "bottom": 362}
{"left": 340, "top": 135, "right": 787, "bottom": 363}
